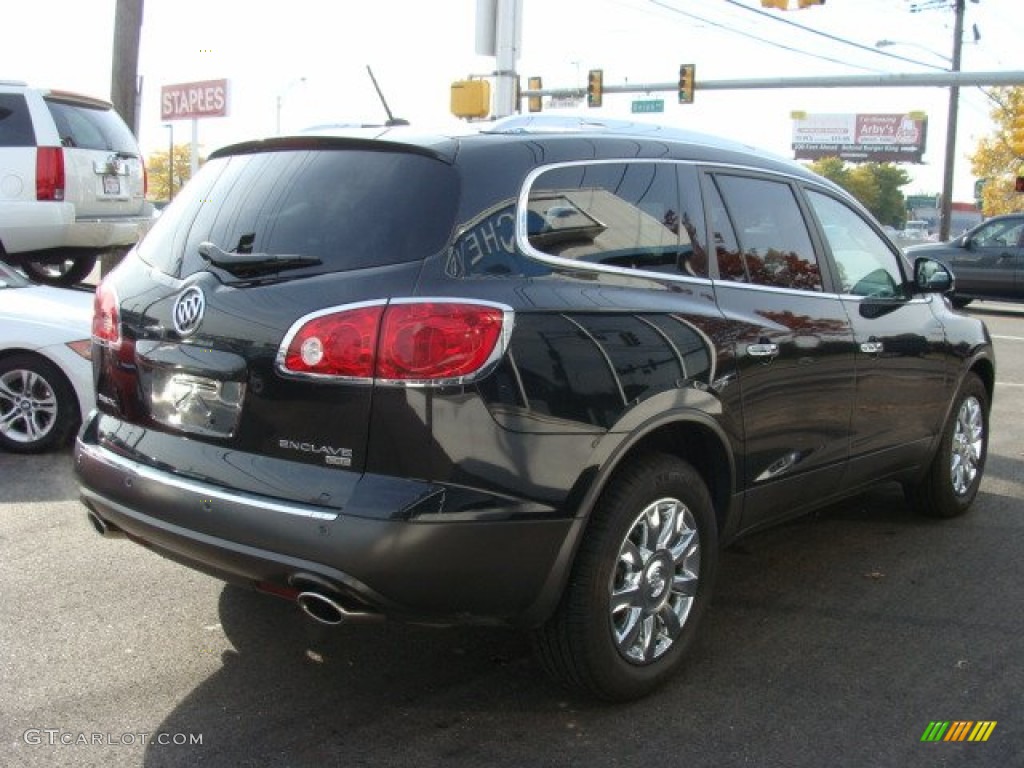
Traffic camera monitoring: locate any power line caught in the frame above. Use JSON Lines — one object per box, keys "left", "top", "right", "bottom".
{"left": 717, "top": 0, "right": 947, "bottom": 71}
{"left": 647, "top": 0, "right": 890, "bottom": 72}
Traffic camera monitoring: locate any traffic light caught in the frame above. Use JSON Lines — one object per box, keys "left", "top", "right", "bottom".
{"left": 678, "top": 64, "right": 695, "bottom": 105}
{"left": 760, "top": 0, "right": 788, "bottom": 8}
{"left": 450, "top": 80, "right": 490, "bottom": 119}
{"left": 797, "top": 0, "right": 825, "bottom": 7}
{"left": 587, "top": 69, "right": 603, "bottom": 108}
{"left": 528, "top": 76, "right": 543, "bottom": 113}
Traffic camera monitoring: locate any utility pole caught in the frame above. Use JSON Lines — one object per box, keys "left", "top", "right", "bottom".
{"left": 938, "top": 0, "right": 965, "bottom": 242}
{"left": 110, "top": 0, "right": 144, "bottom": 135}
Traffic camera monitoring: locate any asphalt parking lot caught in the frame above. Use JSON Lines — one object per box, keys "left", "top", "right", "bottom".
{"left": 1, "top": 301, "right": 1022, "bottom": 768}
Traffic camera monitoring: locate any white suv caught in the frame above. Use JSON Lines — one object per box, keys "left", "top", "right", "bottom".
{"left": 0, "top": 81, "right": 153, "bottom": 285}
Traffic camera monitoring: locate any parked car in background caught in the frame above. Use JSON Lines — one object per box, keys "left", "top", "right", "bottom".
{"left": 0, "top": 80, "right": 153, "bottom": 286}
{"left": 0, "top": 261, "right": 93, "bottom": 452}
{"left": 905, "top": 213, "right": 1024, "bottom": 308}
{"left": 76, "top": 115, "right": 994, "bottom": 701}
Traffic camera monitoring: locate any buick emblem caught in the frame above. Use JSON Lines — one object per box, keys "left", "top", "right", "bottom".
{"left": 172, "top": 286, "right": 206, "bottom": 336}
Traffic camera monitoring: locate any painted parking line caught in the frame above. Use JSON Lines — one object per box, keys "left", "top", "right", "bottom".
{"left": 991, "top": 335, "right": 1024, "bottom": 342}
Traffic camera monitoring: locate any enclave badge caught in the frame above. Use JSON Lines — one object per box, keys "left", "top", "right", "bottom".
{"left": 172, "top": 286, "right": 205, "bottom": 336}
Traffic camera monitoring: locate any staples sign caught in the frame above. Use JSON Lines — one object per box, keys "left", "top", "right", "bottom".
{"left": 161, "top": 79, "right": 229, "bottom": 120}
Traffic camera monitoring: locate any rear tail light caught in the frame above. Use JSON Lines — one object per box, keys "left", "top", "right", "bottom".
{"left": 36, "top": 147, "right": 65, "bottom": 201}
{"left": 92, "top": 279, "right": 122, "bottom": 349}
{"left": 142, "top": 160, "right": 148, "bottom": 197}
{"left": 279, "top": 300, "right": 511, "bottom": 385}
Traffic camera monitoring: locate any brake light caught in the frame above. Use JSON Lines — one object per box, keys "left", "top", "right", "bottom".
{"left": 36, "top": 147, "right": 65, "bottom": 201}
{"left": 92, "top": 279, "right": 122, "bottom": 348}
{"left": 280, "top": 301, "right": 510, "bottom": 384}
{"left": 142, "top": 160, "right": 148, "bottom": 197}
{"left": 283, "top": 305, "right": 383, "bottom": 379}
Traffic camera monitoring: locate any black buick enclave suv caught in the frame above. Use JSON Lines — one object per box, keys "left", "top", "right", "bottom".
{"left": 75, "top": 115, "right": 994, "bottom": 701}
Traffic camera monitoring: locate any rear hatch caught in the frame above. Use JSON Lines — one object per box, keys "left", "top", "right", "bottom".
{"left": 92, "top": 138, "right": 460, "bottom": 496}
{"left": 43, "top": 91, "right": 147, "bottom": 216}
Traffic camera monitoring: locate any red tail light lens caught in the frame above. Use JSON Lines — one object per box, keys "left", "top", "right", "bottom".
{"left": 92, "top": 279, "right": 122, "bottom": 348}
{"left": 282, "top": 305, "right": 383, "bottom": 379}
{"left": 36, "top": 147, "right": 65, "bottom": 201}
{"left": 377, "top": 302, "right": 505, "bottom": 381}
{"left": 280, "top": 301, "right": 509, "bottom": 384}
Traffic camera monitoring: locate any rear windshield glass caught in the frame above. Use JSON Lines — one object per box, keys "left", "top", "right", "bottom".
{"left": 136, "top": 147, "right": 459, "bottom": 278}
{"left": 44, "top": 98, "right": 139, "bottom": 153}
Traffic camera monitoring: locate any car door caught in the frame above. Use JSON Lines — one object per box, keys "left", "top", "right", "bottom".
{"left": 805, "top": 188, "right": 950, "bottom": 490}
{"left": 949, "top": 216, "right": 1024, "bottom": 300}
{"left": 703, "top": 172, "right": 857, "bottom": 531}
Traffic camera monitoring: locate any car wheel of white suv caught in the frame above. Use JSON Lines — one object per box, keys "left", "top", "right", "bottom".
{"left": 18, "top": 252, "right": 98, "bottom": 287}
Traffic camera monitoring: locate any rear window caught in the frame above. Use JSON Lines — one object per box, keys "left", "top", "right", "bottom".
{"left": 136, "top": 147, "right": 459, "bottom": 278}
{"left": 43, "top": 98, "right": 139, "bottom": 153}
{"left": 0, "top": 93, "right": 34, "bottom": 147}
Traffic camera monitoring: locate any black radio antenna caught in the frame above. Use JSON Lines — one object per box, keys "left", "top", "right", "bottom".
{"left": 366, "top": 65, "right": 409, "bottom": 127}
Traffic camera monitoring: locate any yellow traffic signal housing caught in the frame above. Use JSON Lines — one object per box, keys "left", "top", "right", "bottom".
{"left": 528, "top": 76, "right": 543, "bottom": 113}
{"left": 450, "top": 80, "right": 490, "bottom": 119}
{"left": 797, "top": 0, "right": 825, "bottom": 7}
{"left": 587, "top": 70, "right": 603, "bottom": 108}
{"left": 679, "top": 64, "right": 695, "bottom": 105}
{"left": 761, "top": 0, "right": 789, "bottom": 8}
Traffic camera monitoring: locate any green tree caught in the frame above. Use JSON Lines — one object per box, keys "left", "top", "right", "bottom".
{"left": 146, "top": 144, "right": 201, "bottom": 202}
{"left": 970, "top": 86, "right": 1024, "bottom": 216}
{"left": 806, "top": 158, "right": 911, "bottom": 227}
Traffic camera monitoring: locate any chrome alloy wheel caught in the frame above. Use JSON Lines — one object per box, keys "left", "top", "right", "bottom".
{"left": 0, "top": 368, "right": 58, "bottom": 444}
{"left": 609, "top": 497, "right": 701, "bottom": 664}
{"left": 950, "top": 394, "right": 984, "bottom": 497}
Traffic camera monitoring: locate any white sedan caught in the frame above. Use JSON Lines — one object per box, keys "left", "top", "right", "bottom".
{"left": 0, "top": 261, "right": 94, "bottom": 452}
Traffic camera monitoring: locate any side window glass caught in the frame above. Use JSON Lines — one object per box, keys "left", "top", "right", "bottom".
{"left": 526, "top": 162, "right": 707, "bottom": 277}
{"left": 806, "top": 189, "right": 904, "bottom": 297}
{"left": 0, "top": 94, "right": 34, "bottom": 147}
{"left": 706, "top": 181, "right": 745, "bottom": 282}
{"left": 713, "top": 174, "right": 822, "bottom": 291}
{"left": 972, "top": 218, "right": 1024, "bottom": 248}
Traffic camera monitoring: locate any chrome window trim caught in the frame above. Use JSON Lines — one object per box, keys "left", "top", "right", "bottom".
{"left": 517, "top": 158, "right": 714, "bottom": 287}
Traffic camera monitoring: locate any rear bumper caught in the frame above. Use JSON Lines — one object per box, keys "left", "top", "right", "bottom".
{"left": 74, "top": 426, "right": 577, "bottom": 628}
{"left": 0, "top": 201, "right": 154, "bottom": 253}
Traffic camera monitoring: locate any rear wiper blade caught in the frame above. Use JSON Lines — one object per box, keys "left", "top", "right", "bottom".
{"left": 198, "top": 241, "right": 321, "bottom": 275}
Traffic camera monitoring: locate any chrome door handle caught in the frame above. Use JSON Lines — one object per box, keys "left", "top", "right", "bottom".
{"left": 747, "top": 343, "right": 779, "bottom": 358}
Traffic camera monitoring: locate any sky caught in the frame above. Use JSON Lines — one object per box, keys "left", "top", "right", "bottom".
{"left": 4, "top": 0, "right": 1021, "bottom": 202}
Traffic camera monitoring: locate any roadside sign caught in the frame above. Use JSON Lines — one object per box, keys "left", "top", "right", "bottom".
{"left": 161, "top": 79, "right": 229, "bottom": 120}
{"left": 631, "top": 99, "right": 665, "bottom": 114}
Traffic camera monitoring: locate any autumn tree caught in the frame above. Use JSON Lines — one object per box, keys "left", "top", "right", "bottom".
{"left": 805, "top": 158, "right": 911, "bottom": 227}
{"left": 970, "top": 86, "right": 1024, "bottom": 216}
{"left": 146, "top": 144, "right": 201, "bottom": 202}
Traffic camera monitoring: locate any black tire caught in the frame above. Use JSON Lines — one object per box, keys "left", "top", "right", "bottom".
{"left": 0, "top": 353, "right": 81, "bottom": 453}
{"left": 19, "top": 253, "right": 98, "bottom": 287}
{"left": 950, "top": 296, "right": 972, "bottom": 309}
{"left": 906, "top": 372, "right": 988, "bottom": 518}
{"left": 533, "top": 453, "right": 718, "bottom": 701}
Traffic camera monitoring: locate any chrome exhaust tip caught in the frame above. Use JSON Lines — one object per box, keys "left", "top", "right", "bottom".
{"left": 296, "top": 591, "right": 348, "bottom": 626}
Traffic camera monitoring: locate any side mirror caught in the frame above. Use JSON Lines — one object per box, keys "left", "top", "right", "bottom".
{"left": 914, "top": 256, "right": 954, "bottom": 294}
